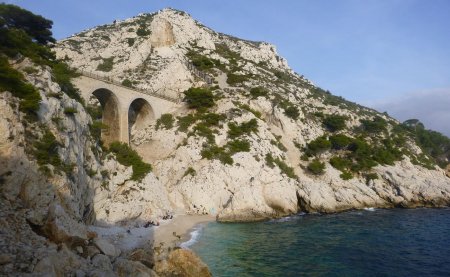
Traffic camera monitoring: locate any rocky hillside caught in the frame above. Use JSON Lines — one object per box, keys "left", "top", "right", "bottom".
{"left": 54, "top": 8, "right": 450, "bottom": 221}
{"left": 2, "top": 5, "right": 450, "bottom": 276}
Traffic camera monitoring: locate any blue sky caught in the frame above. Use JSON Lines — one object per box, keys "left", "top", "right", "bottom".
{"left": 6, "top": 0, "right": 450, "bottom": 135}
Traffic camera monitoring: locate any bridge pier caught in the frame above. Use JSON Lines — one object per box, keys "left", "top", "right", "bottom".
{"left": 72, "top": 76, "right": 179, "bottom": 145}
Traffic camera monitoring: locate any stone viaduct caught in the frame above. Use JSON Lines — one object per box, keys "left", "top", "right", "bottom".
{"left": 72, "top": 73, "right": 181, "bottom": 145}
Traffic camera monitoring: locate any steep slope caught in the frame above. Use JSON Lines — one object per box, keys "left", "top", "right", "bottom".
{"left": 54, "top": 8, "right": 450, "bottom": 222}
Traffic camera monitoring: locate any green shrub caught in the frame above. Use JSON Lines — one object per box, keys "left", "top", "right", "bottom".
{"left": 155, "top": 114, "right": 174, "bottom": 130}
{"left": 200, "top": 112, "right": 226, "bottom": 127}
{"left": 329, "top": 134, "right": 353, "bottom": 150}
{"left": 307, "top": 159, "right": 325, "bottom": 175}
{"left": 306, "top": 136, "right": 331, "bottom": 155}
{"left": 365, "top": 173, "right": 378, "bottom": 183}
{"left": 226, "top": 139, "right": 251, "bottom": 154}
{"left": 108, "top": 141, "right": 152, "bottom": 181}
{"left": 249, "top": 87, "right": 268, "bottom": 98}
{"left": 64, "top": 107, "right": 77, "bottom": 115}
{"left": 89, "top": 121, "right": 109, "bottom": 141}
{"left": 0, "top": 56, "right": 41, "bottom": 120}
{"left": 340, "top": 171, "right": 353, "bottom": 180}
{"left": 183, "top": 167, "right": 196, "bottom": 177}
{"left": 201, "top": 145, "right": 233, "bottom": 165}
{"left": 193, "top": 122, "right": 216, "bottom": 143}
{"left": 283, "top": 105, "right": 300, "bottom": 120}
{"left": 127, "top": 38, "right": 135, "bottom": 46}
{"left": 187, "top": 50, "right": 216, "bottom": 71}
{"left": 96, "top": 57, "right": 114, "bottom": 72}
{"left": 238, "top": 103, "right": 261, "bottom": 118}
{"left": 121, "top": 79, "right": 133, "bottom": 88}
{"left": 51, "top": 62, "right": 83, "bottom": 103}
{"left": 274, "top": 70, "right": 291, "bottom": 82}
{"left": 177, "top": 114, "right": 198, "bottom": 132}
{"left": 329, "top": 156, "right": 351, "bottom": 171}
{"left": 226, "top": 73, "right": 249, "bottom": 86}
{"left": 183, "top": 87, "right": 215, "bottom": 110}
{"left": 323, "top": 114, "right": 347, "bottom": 132}
{"left": 360, "top": 116, "right": 387, "bottom": 133}
{"left": 136, "top": 26, "right": 150, "bottom": 36}
{"left": 227, "top": 119, "right": 258, "bottom": 138}
{"left": 33, "top": 130, "right": 61, "bottom": 169}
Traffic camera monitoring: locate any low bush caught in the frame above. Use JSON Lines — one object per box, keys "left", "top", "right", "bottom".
{"left": 177, "top": 114, "right": 198, "bottom": 132}
{"left": 136, "top": 25, "right": 150, "bottom": 36}
{"left": 51, "top": 62, "right": 83, "bottom": 103}
{"left": 183, "top": 167, "right": 196, "bottom": 177}
{"left": 96, "top": 57, "right": 114, "bottom": 72}
{"left": 306, "top": 136, "right": 331, "bottom": 155}
{"left": 360, "top": 116, "right": 387, "bottom": 134}
{"left": 365, "top": 173, "right": 378, "bottom": 183}
{"left": 89, "top": 121, "right": 109, "bottom": 141}
{"left": 307, "top": 159, "right": 325, "bottom": 175}
{"left": 227, "top": 119, "right": 258, "bottom": 139}
{"left": 155, "top": 114, "right": 174, "bottom": 130}
{"left": 226, "top": 139, "right": 251, "bottom": 154}
{"left": 329, "top": 156, "right": 351, "bottom": 171}
{"left": 193, "top": 122, "right": 216, "bottom": 143}
{"left": 121, "top": 79, "right": 133, "bottom": 88}
{"left": 127, "top": 38, "right": 135, "bottom": 47}
{"left": 183, "top": 87, "right": 215, "bottom": 110}
{"left": 323, "top": 114, "right": 347, "bottom": 132}
{"left": 201, "top": 145, "right": 233, "bottom": 165}
{"left": 226, "top": 73, "right": 249, "bottom": 86}
{"left": 283, "top": 105, "right": 300, "bottom": 120}
{"left": 249, "top": 87, "right": 268, "bottom": 98}
{"left": 64, "top": 107, "right": 77, "bottom": 115}
{"left": 0, "top": 56, "right": 41, "bottom": 120}
{"left": 108, "top": 141, "right": 152, "bottom": 181}
{"left": 340, "top": 171, "right": 353, "bottom": 180}
{"left": 33, "top": 130, "right": 61, "bottom": 170}
{"left": 329, "top": 134, "right": 353, "bottom": 150}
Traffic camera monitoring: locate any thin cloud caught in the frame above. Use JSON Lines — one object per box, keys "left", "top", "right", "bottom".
{"left": 369, "top": 89, "right": 450, "bottom": 137}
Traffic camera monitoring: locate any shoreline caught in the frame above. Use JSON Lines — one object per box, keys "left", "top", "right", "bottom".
{"left": 153, "top": 214, "right": 216, "bottom": 248}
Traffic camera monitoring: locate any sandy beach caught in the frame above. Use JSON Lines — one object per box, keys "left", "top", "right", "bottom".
{"left": 153, "top": 214, "right": 216, "bottom": 248}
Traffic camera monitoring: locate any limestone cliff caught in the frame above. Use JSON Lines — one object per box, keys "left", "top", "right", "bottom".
{"left": 2, "top": 6, "right": 450, "bottom": 276}
{"left": 54, "top": 8, "right": 450, "bottom": 222}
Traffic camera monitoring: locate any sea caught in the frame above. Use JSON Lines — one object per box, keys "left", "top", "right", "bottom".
{"left": 186, "top": 208, "right": 450, "bottom": 277}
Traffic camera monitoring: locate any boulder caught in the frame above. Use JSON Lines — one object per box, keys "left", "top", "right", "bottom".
{"left": 113, "top": 258, "right": 158, "bottom": 277}
{"left": 155, "top": 249, "right": 211, "bottom": 277}
{"left": 93, "top": 238, "right": 121, "bottom": 257}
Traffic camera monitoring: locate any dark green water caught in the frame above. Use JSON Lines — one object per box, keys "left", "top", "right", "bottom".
{"left": 189, "top": 208, "right": 450, "bottom": 277}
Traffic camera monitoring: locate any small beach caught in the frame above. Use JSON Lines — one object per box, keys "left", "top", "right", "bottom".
{"left": 89, "top": 214, "right": 215, "bottom": 253}
{"left": 153, "top": 214, "right": 215, "bottom": 248}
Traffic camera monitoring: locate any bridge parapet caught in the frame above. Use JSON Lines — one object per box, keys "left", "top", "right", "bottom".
{"left": 75, "top": 69, "right": 182, "bottom": 103}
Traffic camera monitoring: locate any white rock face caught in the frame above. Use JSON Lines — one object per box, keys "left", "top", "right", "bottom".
{"left": 2, "top": 7, "right": 450, "bottom": 276}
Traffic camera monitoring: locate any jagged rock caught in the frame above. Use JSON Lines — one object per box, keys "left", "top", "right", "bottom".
{"left": 128, "top": 248, "right": 155, "bottom": 268}
{"left": 446, "top": 164, "right": 450, "bottom": 178}
{"left": 113, "top": 258, "right": 159, "bottom": 277}
{"left": 93, "top": 238, "right": 121, "bottom": 257}
{"left": 155, "top": 249, "right": 211, "bottom": 277}
{"left": 42, "top": 204, "right": 88, "bottom": 243}
{"left": 91, "top": 254, "right": 113, "bottom": 272}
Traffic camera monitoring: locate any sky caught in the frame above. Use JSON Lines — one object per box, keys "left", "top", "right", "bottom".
{"left": 6, "top": 0, "right": 450, "bottom": 136}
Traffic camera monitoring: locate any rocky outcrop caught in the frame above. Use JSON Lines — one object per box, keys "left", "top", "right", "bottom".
{"left": 155, "top": 249, "right": 212, "bottom": 277}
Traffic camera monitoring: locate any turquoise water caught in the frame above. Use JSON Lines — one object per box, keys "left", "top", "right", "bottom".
{"left": 190, "top": 208, "right": 450, "bottom": 277}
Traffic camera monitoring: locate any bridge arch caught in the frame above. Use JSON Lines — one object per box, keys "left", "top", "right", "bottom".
{"left": 91, "top": 88, "right": 121, "bottom": 145}
{"left": 128, "top": 98, "right": 155, "bottom": 140}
